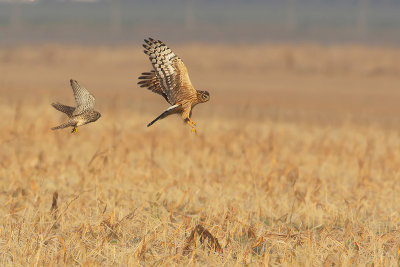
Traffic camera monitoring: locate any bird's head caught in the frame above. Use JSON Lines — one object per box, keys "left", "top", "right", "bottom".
{"left": 92, "top": 111, "right": 102, "bottom": 122}
{"left": 197, "top": 90, "right": 210, "bottom": 103}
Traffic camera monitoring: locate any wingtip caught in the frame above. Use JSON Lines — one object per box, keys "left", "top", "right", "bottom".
{"left": 145, "top": 37, "right": 162, "bottom": 44}
{"left": 51, "top": 102, "right": 59, "bottom": 108}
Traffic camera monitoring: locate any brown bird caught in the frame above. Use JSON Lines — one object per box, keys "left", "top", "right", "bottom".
{"left": 51, "top": 79, "right": 101, "bottom": 134}
{"left": 138, "top": 38, "right": 210, "bottom": 133}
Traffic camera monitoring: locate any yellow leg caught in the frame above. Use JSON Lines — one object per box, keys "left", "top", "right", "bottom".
{"left": 187, "top": 118, "right": 196, "bottom": 126}
{"left": 71, "top": 127, "right": 77, "bottom": 134}
{"left": 186, "top": 120, "right": 197, "bottom": 134}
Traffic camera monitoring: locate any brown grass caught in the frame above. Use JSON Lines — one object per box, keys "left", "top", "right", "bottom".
{"left": 0, "top": 44, "right": 400, "bottom": 265}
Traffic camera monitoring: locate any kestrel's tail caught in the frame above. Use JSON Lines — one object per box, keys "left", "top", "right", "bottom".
{"left": 51, "top": 121, "right": 75, "bottom": 131}
{"left": 147, "top": 104, "right": 180, "bottom": 127}
{"left": 51, "top": 103, "right": 75, "bottom": 117}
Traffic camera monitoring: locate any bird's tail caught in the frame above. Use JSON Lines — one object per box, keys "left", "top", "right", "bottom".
{"left": 51, "top": 121, "right": 75, "bottom": 131}
{"left": 147, "top": 113, "right": 167, "bottom": 127}
{"left": 147, "top": 104, "right": 181, "bottom": 127}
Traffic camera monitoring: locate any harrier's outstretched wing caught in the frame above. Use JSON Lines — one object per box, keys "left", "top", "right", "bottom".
{"left": 70, "top": 79, "right": 95, "bottom": 115}
{"left": 142, "top": 38, "right": 196, "bottom": 104}
{"left": 138, "top": 70, "right": 170, "bottom": 104}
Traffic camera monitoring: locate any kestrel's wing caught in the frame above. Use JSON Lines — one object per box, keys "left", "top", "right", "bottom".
{"left": 51, "top": 120, "right": 76, "bottom": 130}
{"left": 137, "top": 70, "right": 170, "bottom": 104}
{"left": 51, "top": 102, "right": 75, "bottom": 117}
{"left": 142, "top": 38, "right": 197, "bottom": 104}
{"left": 70, "top": 79, "right": 95, "bottom": 115}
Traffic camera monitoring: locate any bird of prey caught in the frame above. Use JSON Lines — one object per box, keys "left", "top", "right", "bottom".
{"left": 138, "top": 38, "right": 210, "bottom": 133}
{"left": 51, "top": 79, "right": 101, "bottom": 134}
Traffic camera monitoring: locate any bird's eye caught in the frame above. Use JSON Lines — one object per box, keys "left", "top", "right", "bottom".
{"left": 203, "top": 94, "right": 208, "bottom": 99}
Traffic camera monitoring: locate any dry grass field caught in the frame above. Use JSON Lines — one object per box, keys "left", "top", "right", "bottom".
{"left": 1, "top": 43, "right": 400, "bottom": 265}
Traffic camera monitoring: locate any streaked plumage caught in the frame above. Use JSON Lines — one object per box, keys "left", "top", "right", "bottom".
{"left": 138, "top": 37, "right": 210, "bottom": 133}
{"left": 51, "top": 79, "right": 101, "bottom": 133}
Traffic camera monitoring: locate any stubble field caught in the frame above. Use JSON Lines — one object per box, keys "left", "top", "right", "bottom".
{"left": 0, "top": 43, "right": 400, "bottom": 265}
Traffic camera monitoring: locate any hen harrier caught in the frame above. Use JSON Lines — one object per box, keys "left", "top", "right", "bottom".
{"left": 138, "top": 38, "right": 210, "bottom": 133}
{"left": 51, "top": 79, "right": 101, "bottom": 134}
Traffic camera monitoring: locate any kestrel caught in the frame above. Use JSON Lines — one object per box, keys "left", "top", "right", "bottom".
{"left": 51, "top": 79, "right": 101, "bottom": 134}
{"left": 138, "top": 38, "right": 210, "bottom": 133}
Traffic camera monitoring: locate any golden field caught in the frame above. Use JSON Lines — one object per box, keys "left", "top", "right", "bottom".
{"left": 0, "top": 44, "right": 400, "bottom": 265}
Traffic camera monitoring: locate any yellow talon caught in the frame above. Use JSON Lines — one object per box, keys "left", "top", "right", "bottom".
{"left": 188, "top": 118, "right": 196, "bottom": 126}
{"left": 71, "top": 127, "right": 77, "bottom": 134}
{"left": 186, "top": 119, "right": 193, "bottom": 127}
{"left": 185, "top": 119, "right": 197, "bottom": 133}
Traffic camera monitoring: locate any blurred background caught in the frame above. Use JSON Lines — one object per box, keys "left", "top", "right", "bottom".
{"left": 1, "top": 0, "right": 400, "bottom": 45}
